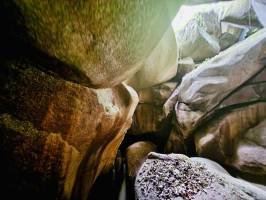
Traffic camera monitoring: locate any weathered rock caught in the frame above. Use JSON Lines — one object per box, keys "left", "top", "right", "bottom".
{"left": 164, "top": 128, "right": 185, "bottom": 154}
{"left": 126, "top": 26, "right": 178, "bottom": 90}
{"left": 244, "top": 118, "right": 266, "bottom": 148}
{"left": 190, "top": 157, "right": 230, "bottom": 175}
{"left": 126, "top": 141, "right": 156, "bottom": 179}
{"left": 129, "top": 82, "right": 176, "bottom": 135}
{"left": 164, "top": 28, "right": 266, "bottom": 137}
{"left": 195, "top": 103, "right": 266, "bottom": 162}
{"left": 0, "top": 0, "right": 181, "bottom": 88}
{"left": 175, "top": 57, "right": 196, "bottom": 81}
{"left": 138, "top": 82, "right": 177, "bottom": 105}
{"left": 180, "top": 0, "right": 257, "bottom": 26}
{"left": 251, "top": 0, "right": 266, "bottom": 27}
{"left": 195, "top": 103, "right": 266, "bottom": 182}
{"left": 232, "top": 140, "right": 266, "bottom": 176}
{"left": 172, "top": 9, "right": 221, "bottom": 61}
{"left": 129, "top": 104, "right": 166, "bottom": 135}
{"left": 192, "top": 157, "right": 266, "bottom": 192}
{"left": 221, "top": 22, "right": 249, "bottom": 40}
{"left": 229, "top": 118, "right": 266, "bottom": 178}
{"left": 0, "top": 114, "right": 80, "bottom": 200}
{"left": 219, "top": 32, "right": 240, "bottom": 51}
{"left": 135, "top": 152, "right": 266, "bottom": 200}
{"left": 0, "top": 62, "right": 138, "bottom": 200}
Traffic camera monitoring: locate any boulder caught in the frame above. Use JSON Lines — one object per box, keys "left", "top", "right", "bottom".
{"left": 0, "top": 62, "right": 138, "bottom": 200}
{"left": 126, "top": 141, "right": 156, "bottom": 179}
{"left": 175, "top": 57, "right": 196, "bottom": 81}
{"left": 138, "top": 82, "right": 177, "bottom": 106}
{"left": 195, "top": 103, "right": 266, "bottom": 161}
{"left": 172, "top": 9, "right": 221, "bottom": 61}
{"left": 221, "top": 22, "right": 249, "bottom": 41}
{"left": 126, "top": 26, "right": 178, "bottom": 90}
{"left": 219, "top": 32, "right": 240, "bottom": 51}
{"left": 0, "top": 0, "right": 181, "bottom": 88}
{"left": 164, "top": 28, "right": 266, "bottom": 137}
{"left": 129, "top": 104, "right": 166, "bottom": 135}
{"left": 129, "top": 82, "right": 177, "bottom": 135}
{"left": 135, "top": 152, "right": 266, "bottom": 200}
{"left": 195, "top": 103, "right": 266, "bottom": 182}
{"left": 164, "top": 128, "right": 186, "bottom": 154}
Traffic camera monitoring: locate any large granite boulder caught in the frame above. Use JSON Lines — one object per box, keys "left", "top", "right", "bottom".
{"left": 172, "top": 8, "right": 221, "bottom": 62}
{"left": 195, "top": 103, "right": 266, "bottom": 174}
{"left": 135, "top": 153, "right": 266, "bottom": 200}
{"left": 126, "top": 26, "right": 178, "bottom": 90}
{"left": 164, "top": 28, "right": 266, "bottom": 138}
{"left": 195, "top": 103, "right": 266, "bottom": 166}
{"left": 0, "top": 0, "right": 181, "bottom": 88}
{"left": 0, "top": 62, "right": 138, "bottom": 200}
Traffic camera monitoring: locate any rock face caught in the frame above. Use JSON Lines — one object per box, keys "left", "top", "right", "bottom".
{"left": 126, "top": 141, "right": 157, "bottom": 179}
{"left": 195, "top": 103, "right": 266, "bottom": 168}
{"left": 126, "top": 26, "right": 178, "bottom": 90}
{"left": 172, "top": 9, "right": 221, "bottom": 62}
{"left": 129, "top": 82, "right": 177, "bottom": 135}
{"left": 164, "top": 128, "right": 186, "bottom": 154}
{"left": 0, "top": 0, "right": 181, "bottom": 88}
{"left": 135, "top": 153, "right": 266, "bottom": 200}
{"left": 0, "top": 62, "right": 138, "bottom": 200}
{"left": 164, "top": 28, "right": 266, "bottom": 137}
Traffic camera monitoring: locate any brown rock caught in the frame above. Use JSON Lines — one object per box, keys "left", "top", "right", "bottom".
{"left": 0, "top": 62, "right": 138, "bottom": 200}
{"left": 195, "top": 102, "right": 266, "bottom": 169}
{"left": 164, "top": 128, "right": 185, "bottom": 154}
{"left": 129, "top": 104, "right": 166, "bottom": 135}
{"left": 129, "top": 82, "right": 176, "bottom": 135}
{"left": 0, "top": 114, "right": 80, "bottom": 200}
{"left": 126, "top": 141, "right": 156, "bottom": 179}
{"left": 138, "top": 82, "right": 177, "bottom": 105}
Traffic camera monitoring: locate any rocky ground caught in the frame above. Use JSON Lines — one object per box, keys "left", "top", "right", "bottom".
{"left": 0, "top": 0, "right": 266, "bottom": 200}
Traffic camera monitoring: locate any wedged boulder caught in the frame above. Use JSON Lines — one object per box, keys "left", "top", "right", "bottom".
{"left": 0, "top": 62, "right": 138, "bottom": 200}
{"left": 232, "top": 140, "right": 266, "bottom": 176}
{"left": 0, "top": 0, "right": 181, "bottom": 88}
{"left": 135, "top": 153, "right": 266, "bottom": 200}
{"left": 195, "top": 103, "right": 266, "bottom": 163}
{"left": 175, "top": 57, "right": 196, "bottom": 81}
{"left": 164, "top": 28, "right": 266, "bottom": 137}
{"left": 195, "top": 102, "right": 266, "bottom": 184}
{"left": 126, "top": 26, "right": 178, "bottom": 90}
{"left": 129, "top": 82, "right": 176, "bottom": 135}
{"left": 138, "top": 82, "right": 177, "bottom": 106}
{"left": 129, "top": 104, "right": 166, "bottom": 135}
{"left": 172, "top": 9, "right": 221, "bottom": 61}
{"left": 126, "top": 141, "right": 157, "bottom": 179}
{"left": 230, "top": 118, "right": 266, "bottom": 179}
{"left": 219, "top": 32, "right": 240, "bottom": 51}
{"left": 164, "top": 128, "right": 185, "bottom": 154}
